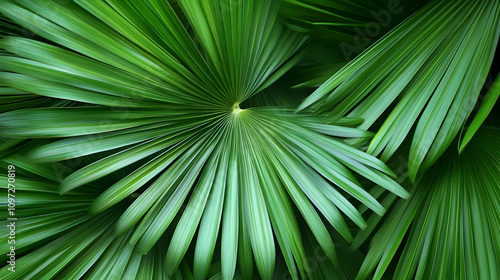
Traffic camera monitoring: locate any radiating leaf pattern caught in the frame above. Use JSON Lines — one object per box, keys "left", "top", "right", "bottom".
{"left": 0, "top": 0, "right": 499, "bottom": 279}
{"left": 355, "top": 126, "right": 500, "bottom": 280}
{"left": 298, "top": 0, "right": 500, "bottom": 181}
{"left": 0, "top": 0, "right": 410, "bottom": 279}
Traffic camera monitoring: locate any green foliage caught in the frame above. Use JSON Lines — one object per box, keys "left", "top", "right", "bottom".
{"left": 356, "top": 126, "right": 500, "bottom": 279}
{"left": 0, "top": 0, "right": 498, "bottom": 279}
{"left": 297, "top": 0, "right": 500, "bottom": 181}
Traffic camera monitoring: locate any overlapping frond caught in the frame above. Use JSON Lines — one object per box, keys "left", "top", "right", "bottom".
{"left": 355, "top": 126, "right": 500, "bottom": 279}
{"left": 459, "top": 73, "right": 500, "bottom": 152}
{"left": 297, "top": 0, "right": 500, "bottom": 181}
{"left": 1, "top": 0, "right": 498, "bottom": 278}
{"left": 0, "top": 0, "right": 410, "bottom": 279}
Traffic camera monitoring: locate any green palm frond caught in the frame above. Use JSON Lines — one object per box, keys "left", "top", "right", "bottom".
{"left": 0, "top": 168, "right": 364, "bottom": 280}
{"left": 0, "top": 174, "right": 94, "bottom": 255}
{"left": 459, "top": 73, "right": 500, "bottom": 152}
{"left": 0, "top": 159, "right": 230, "bottom": 280}
{"left": 0, "top": 0, "right": 410, "bottom": 279}
{"left": 0, "top": 158, "right": 105, "bottom": 279}
{"left": 1, "top": 0, "right": 499, "bottom": 279}
{"left": 355, "top": 126, "right": 500, "bottom": 279}
{"left": 297, "top": 0, "right": 500, "bottom": 181}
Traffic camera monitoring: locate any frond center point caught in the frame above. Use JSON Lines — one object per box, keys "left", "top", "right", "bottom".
{"left": 232, "top": 103, "right": 244, "bottom": 114}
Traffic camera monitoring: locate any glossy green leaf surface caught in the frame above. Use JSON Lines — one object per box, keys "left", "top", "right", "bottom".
{"left": 0, "top": 0, "right": 498, "bottom": 279}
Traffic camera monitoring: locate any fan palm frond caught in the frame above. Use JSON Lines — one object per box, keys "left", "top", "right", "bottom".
{"left": 355, "top": 126, "right": 500, "bottom": 279}
{"left": 0, "top": 0, "right": 408, "bottom": 279}
{"left": 297, "top": 0, "right": 500, "bottom": 181}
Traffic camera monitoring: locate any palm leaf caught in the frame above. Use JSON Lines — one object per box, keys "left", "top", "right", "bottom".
{"left": 297, "top": 0, "right": 500, "bottom": 181}
{"left": 0, "top": 0, "right": 407, "bottom": 279}
{"left": 459, "top": 73, "right": 500, "bottom": 152}
{"left": 355, "top": 126, "right": 500, "bottom": 279}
